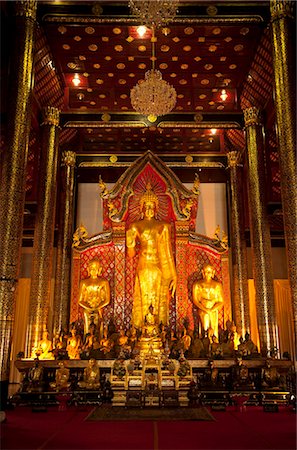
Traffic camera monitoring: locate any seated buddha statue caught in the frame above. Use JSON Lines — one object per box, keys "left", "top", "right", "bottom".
{"left": 139, "top": 305, "right": 163, "bottom": 356}
{"left": 262, "top": 361, "right": 281, "bottom": 389}
{"left": 244, "top": 332, "right": 258, "bottom": 356}
{"left": 66, "top": 328, "right": 82, "bottom": 360}
{"left": 100, "top": 327, "right": 114, "bottom": 357}
{"left": 27, "top": 359, "right": 44, "bottom": 392}
{"left": 35, "top": 330, "right": 54, "bottom": 360}
{"left": 232, "top": 357, "right": 254, "bottom": 389}
{"left": 210, "top": 335, "right": 222, "bottom": 358}
{"left": 50, "top": 361, "right": 70, "bottom": 391}
{"left": 78, "top": 358, "right": 100, "bottom": 389}
{"left": 180, "top": 328, "right": 192, "bottom": 355}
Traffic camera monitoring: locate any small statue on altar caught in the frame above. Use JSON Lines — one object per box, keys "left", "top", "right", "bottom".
{"left": 237, "top": 336, "right": 248, "bottom": 357}
{"left": 220, "top": 336, "right": 234, "bottom": 358}
{"left": 126, "top": 183, "right": 177, "bottom": 330}
{"left": 192, "top": 264, "right": 224, "bottom": 338}
{"left": 83, "top": 322, "right": 98, "bottom": 352}
{"left": 112, "top": 352, "right": 127, "bottom": 380}
{"left": 66, "top": 327, "right": 82, "bottom": 359}
{"left": 177, "top": 352, "right": 191, "bottom": 378}
{"left": 27, "top": 359, "right": 44, "bottom": 392}
{"left": 78, "top": 358, "right": 100, "bottom": 389}
{"left": 232, "top": 357, "right": 254, "bottom": 390}
{"left": 139, "top": 305, "right": 163, "bottom": 356}
{"left": 117, "top": 329, "right": 131, "bottom": 357}
{"left": 143, "top": 304, "right": 159, "bottom": 337}
{"left": 100, "top": 327, "right": 115, "bottom": 358}
{"left": 35, "top": 330, "right": 54, "bottom": 360}
{"left": 78, "top": 258, "right": 110, "bottom": 337}
{"left": 50, "top": 361, "right": 70, "bottom": 391}
{"left": 262, "top": 361, "right": 281, "bottom": 389}
{"left": 243, "top": 332, "right": 258, "bottom": 357}
{"left": 188, "top": 333, "right": 204, "bottom": 359}
{"left": 180, "top": 328, "right": 192, "bottom": 356}
{"left": 210, "top": 335, "right": 222, "bottom": 359}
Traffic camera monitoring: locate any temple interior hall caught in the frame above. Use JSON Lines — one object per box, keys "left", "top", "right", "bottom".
{"left": 0, "top": 1, "right": 296, "bottom": 449}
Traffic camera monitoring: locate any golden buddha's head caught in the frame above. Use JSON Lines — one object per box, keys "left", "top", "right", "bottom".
{"left": 89, "top": 358, "right": 97, "bottom": 367}
{"left": 87, "top": 258, "right": 102, "bottom": 277}
{"left": 202, "top": 264, "right": 215, "bottom": 281}
{"left": 140, "top": 183, "right": 159, "bottom": 218}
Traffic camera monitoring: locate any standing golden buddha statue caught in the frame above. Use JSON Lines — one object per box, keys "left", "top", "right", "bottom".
{"left": 192, "top": 264, "right": 224, "bottom": 338}
{"left": 78, "top": 258, "right": 110, "bottom": 337}
{"left": 126, "top": 184, "right": 177, "bottom": 330}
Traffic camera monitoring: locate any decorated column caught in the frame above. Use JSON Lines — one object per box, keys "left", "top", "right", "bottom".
{"left": 243, "top": 107, "right": 278, "bottom": 352}
{"left": 26, "top": 107, "right": 60, "bottom": 356}
{"left": 53, "top": 151, "right": 76, "bottom": 336}
{"left": 270, "top": 0, "right": 297, "bottom": 341}
{"left": 0, "top": 0, "right": 37, "bottom": 404}
{"left": 227, "top": 150, "right": 250, "bottom": 337}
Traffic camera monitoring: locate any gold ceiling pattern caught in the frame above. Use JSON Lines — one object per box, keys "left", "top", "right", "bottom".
{"left": 44, "top": 23, "right": 262, "bottom": 113}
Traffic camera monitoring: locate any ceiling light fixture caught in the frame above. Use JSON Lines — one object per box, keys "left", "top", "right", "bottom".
{"left": 220, "top": 89, "right": 227, "bottom": 101}
{"left": 130, "top": 27, "right": 176, "bottom": 117}
{"left": 137, "top": 25, "right": 147, "bottom": 37}
{"left": 72, "top": 74, "right": 81, "bottom": 86}
{"left": 210, "top": 128, "right": 217, "bottom": 135}
{"left": 129, "top": 0, "right": 179, "bottom": 28}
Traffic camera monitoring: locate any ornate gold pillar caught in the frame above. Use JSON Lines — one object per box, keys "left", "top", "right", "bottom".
{"left": 243, "top": 107, "right": 278, "bottom": 352}
{"left": 0, "top": 0, "right": 37, "bottom": 402}
{"left": 53, "top": 151, "right": 76, "bottom": 336}
{"left": 26, "top": 107, "right": 60, "bottom": 356}
{"left": 227, "top": 150, "right": 250, "bottom": 337}
{"left": 270, "top": 0, "right": 297, "bottom": 341}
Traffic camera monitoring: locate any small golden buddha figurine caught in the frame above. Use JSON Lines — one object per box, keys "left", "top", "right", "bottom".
{"left": 83, "top": 323, "right": 97, "bottom": 352}
{"left": 36, "top": 330, "right": 54, "bottom": 360}
{"left": 78, "top": 358, "right": 100, "bottom": 389}
{"left": 192, "top": 264, "right": 224, "bottom": 338}
{"left": 78, "top": 258, "right": 110, "bottom": 337}
{"left": 262, "top": 361, "right": 281, "bottom": 389}
{"left": 244, "top": 332, "right": 258, "bottom": 356}
{"left": 210, "top": 335, "right": 222, "bottom": 358}
{"left": 50, "top": 361, "right": 70, "bottom": 391}
{"left": 66, "top": 328, "right": 82, "bottom": 360}
{"left": 180, "top": 328, "right": 192, "bottom": 354}
{"left": 126, "top": 183, "right": 177, "bottom": 329}
{"left": 27, "top": 359, "right": 44, "bottom": 392}
{"left": 139, "top": 305, "right": 163, "bottom": 356}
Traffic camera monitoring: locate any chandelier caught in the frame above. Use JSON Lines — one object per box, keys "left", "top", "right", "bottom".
{"left": 128, "top": 0, "right": 179, "bottom": 29}
{"left": 131, "top": 69, "right": 176, "bottom": 117}
{"left": 130, "top": 26, "right": 177, "bottom": 117}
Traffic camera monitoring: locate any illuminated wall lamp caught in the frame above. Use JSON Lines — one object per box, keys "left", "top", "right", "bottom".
{"left": 220, "top": 89, "right": 228, "bottom": 102}
{"left": 72, "top": 74, "right": 81, "bottom": 86}
{"left": 137, "top": 25, "right": 147, "bottom": 37}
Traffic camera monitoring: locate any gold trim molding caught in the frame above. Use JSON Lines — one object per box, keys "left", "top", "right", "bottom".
{"left": 227, "top": 150, "right": 242, "bottom": 168}
{"left": 62, "top": 151, "right": 76, "bottom": 167}
{"left": 243, "top": 107, "right": 262, "bottom": 127}
{"left": 64, "top": 121, "right": 146, "bottom": 129}
{"left": 159, "top": 121, "right": 241, "bottom": 129}
{"left": 79, "top": 161, "right": 225, "bottom": 169}
{"left": 44, "top": 16, "right": 264, "bottom": 25}
{"left": 41, "top": 106, "right": 60, "bottom": 127}
{"left": 16, "top": 0, "right": 37, "bottom": 19}
{"left": 270, "top": 0, "right": 294, "bottom": 21}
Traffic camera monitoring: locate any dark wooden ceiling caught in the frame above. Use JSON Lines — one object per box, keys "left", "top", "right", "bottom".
{"left": 32, "top": 0, "right": 270, "bottom": 156}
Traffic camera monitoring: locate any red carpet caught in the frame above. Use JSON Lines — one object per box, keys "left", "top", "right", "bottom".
{"left": 1, "top": 405, "right": 296, "bottom": 450}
